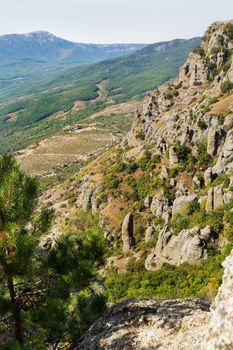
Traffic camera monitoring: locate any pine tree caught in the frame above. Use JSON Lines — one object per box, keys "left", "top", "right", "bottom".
{"left": 0, "top": 154, "right": 53, "bottom": 345}
{"left": 0, "top": 154, "right": 106, "bottom": 348}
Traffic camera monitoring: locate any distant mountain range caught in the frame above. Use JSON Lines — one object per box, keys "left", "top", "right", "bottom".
{"left": 0, "top": 31, "right": 146, "bottom": 101}
{"left": 0, "top": 31, "right": 146, "bottom": 65}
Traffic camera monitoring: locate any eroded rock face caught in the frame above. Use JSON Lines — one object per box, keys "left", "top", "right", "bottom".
{"left": 212, "top": 129, "right": 233, "bottom": 175}
{"left": 145, "top": 226, "right": 211, "bottom": 270}
{"left": 205, "top": 185, "right": 233, "bottom": 212}
{"left": 122, "top": 213, "right": 135, "bottom": 254}
{"left": 145, "top": 226, "right": 155, "bottom": 243}
{"left": 201, "top": 249, "right": 233, "bottom": 349}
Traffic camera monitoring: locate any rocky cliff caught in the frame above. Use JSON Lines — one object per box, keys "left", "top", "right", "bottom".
{"left": 42, "top": 20, "right": 233, "bottom": 271}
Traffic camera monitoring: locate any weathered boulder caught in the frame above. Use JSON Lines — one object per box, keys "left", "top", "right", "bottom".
{"left": 212, "top": 129, "right": 233, "bottom": 174}
{"left": 122, "top": 213, "right": 135, "bottom": 254}
{"left": 207, "top": 127, "right": 218, "bottom": 156}
{"left": 144, "top": 196, "right": 152, "bottom": 208}
{"left": 159, "top": 165, "right": 168, "bottom": 180}
{"left": 213, "top": 186, "right": 224, "bottom": 209}
{"left": 145, "top": 226, "right": 155, "bottom": 243}
{"left": 169, "top": 146, "right": 179, "bottom": 165}
{"left": 205, "top": 186, "right": 226, "bottom": 212}
{"left": 206, "top": 188, "right": 214, "bottom": 212}
{"left": 172, "top": 194, "right": 198, "bottom": 216}
{"left": 145, "top": 226, "right": 210, "bottom": 270}
{"left": 150, "top": 197, "right": 171, "bottom": 223}
{"left": 204, "top": 168, "right": 213, "bottom": 186}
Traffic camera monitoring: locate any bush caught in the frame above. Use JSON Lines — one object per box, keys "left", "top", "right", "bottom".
{"left": 197, "top": 119, "right": 207, "bottom": 130}
{"left": 173, "top": 141, "right": 191, "bottom": 164}
{"left": 221, "top": 80, "right": 233, "bottom": 93}
{"left": 187, "top": 200, "right": 200, "bottom": 215}
{"left": 103, "top": 173, "right": 120, "bottom": 189}
{"left": 193, "top": 46, "right": 205, "bottom": 57}
{"left": 224, "top": 23, "right": 233, "bottom": 41}
{"left": 104, "top": 250, "right": 228, "bottom": 302}
{"left": 196, "top": 143, "right": 212, "bottom": 167}
{"left": 170, "top": 214, "right": 189, "bottom": 234}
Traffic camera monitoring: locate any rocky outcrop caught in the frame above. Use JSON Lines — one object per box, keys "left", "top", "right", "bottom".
{"left": 172, "top": 194, "right": 198, "bottom": 216}
{"left": 145, "top": 225, "right": 155, "bottom": 243}
{"left": 201, "top": 249, "right": 233, "bottom": 349}
{"left": 204, "top": 168, "right": 213, "bottom": 186}
{"left": 212, "top": 129, "right": 233, "bottom": 175}
{"left": 150, "top": 197, "right": 171, "bottom": 223}
{"left": 122, "top": 213, "right": 135, "bottom": 254}
{"left": 205, "top": 185, "right": 233, "bottom": 212}
{"left": 169, "top": 146, "right": 179, "bottom": 165}
{"left": 75, "top": 298, "right": 210, "bottom": 350}
{"left": 145, "top": 226, "right": 211, "bottom": 270}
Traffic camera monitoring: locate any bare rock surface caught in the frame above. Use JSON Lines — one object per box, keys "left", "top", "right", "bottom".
{"left": 73, "top": 248, "right": 233, "bottom": 350}
{"left": 172, "top": 195, "right": 198, "bottom": 216}
{"left": 74, "top": 298, "right": 210, "bottom": 350}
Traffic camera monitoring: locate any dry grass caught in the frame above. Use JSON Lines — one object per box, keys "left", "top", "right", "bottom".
{"left": 208, "top": 93, "right": 233, "bottom": 115}
{"left": 17, "top": 129, "right": 114, "bottom": 176}
{"left": 89, "top": 100, "right": 142, "bottom": 120}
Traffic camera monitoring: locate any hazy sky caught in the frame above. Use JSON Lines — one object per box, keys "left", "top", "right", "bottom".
{"left": 1, "top": 0, "right": 233, "bottom": 43}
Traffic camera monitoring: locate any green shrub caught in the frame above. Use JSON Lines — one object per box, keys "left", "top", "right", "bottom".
{"left": 197, "top": 119, "right": 208, "bottom": 130}
{"left": 193, "top": 46, "right": 205, "bottom": 57}
{"left": 224, "top": 23, "right": 233, "bottom": 41}
{"left": 170, "top": 214, "right": 189, "bottom": 234}
{"left": 211, "top": 47, "right": 221, "bottom": 55}
{"left": 173, "top": 141, "right": 191, "bottom": 164}
{"left": 187, "top": 200, "right": 200, "bottom": 215}
{"left": 196, "top": 143, "right": 212, "bottom": 167}
{"left": 104, "top": 249, "right": 229, "bottom": 302}
{"left": 221, "top": 80, "right": 233, "bottom": 93}
{"left": 103, "top": 173, "right": 120, "bottom": 189}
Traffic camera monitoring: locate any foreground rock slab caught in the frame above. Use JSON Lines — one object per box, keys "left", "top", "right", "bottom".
{"left": 74, "top": 298, "right": 210, "bottom": 350}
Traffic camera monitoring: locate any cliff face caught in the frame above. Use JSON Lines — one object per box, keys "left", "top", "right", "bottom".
{"left": 129, "top": 20, "right": 233, "bottom": 161}
{"left": 201, "top": 248, "right": 233, "bottom": 349}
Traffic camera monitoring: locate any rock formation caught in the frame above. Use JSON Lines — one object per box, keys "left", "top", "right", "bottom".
{"left": 122, "top": 213, "right": 135, "bottom": 254}
{"left": 201, "top": 249, "right": 233, "bottom": 349}
{"left": 145, "top": 226, "right": 211, "bottom": 270}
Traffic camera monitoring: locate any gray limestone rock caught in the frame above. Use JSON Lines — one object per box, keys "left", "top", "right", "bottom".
{"left": 204, "top": 168, "right": 213, "bottom": 186}
{"left": 122, "top": 213, "right": 135, "bottom": 254}
{"left": 169, "top": 146, "right": 179, "bottom": 165}
{"left": 145, "top": 226, "right": 210, "bottom": 271}
{"left": 145, "top": 226, "right": 155, "bottom": 243}
{"left": 172, "top": 195, "right": 198, "bottom": 216}
{"left": 201, "top": 249, "right": 233, "bottom": 349}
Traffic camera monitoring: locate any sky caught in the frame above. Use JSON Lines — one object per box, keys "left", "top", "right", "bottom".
{"left": 1, "top": 0, "right": 233, "bottom": 43}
